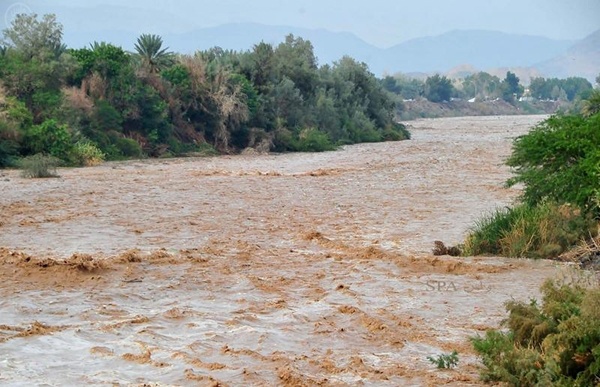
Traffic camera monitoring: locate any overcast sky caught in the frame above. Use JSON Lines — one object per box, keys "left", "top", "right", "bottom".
{"left": 2, "top": 0, "right": 600, "bottom": 47}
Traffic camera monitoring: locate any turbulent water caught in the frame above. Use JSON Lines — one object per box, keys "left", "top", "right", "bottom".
{"left": 0, "top": 115, "right": 564, "bottom": 386}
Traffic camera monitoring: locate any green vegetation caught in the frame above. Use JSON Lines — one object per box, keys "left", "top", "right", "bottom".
{"left": 471, "top": 280, "right": 600, "bottom": 386}
{"left": 0, "top": 13, "right": 409, "bottom": 169}
{"left": 381, "top": 70, "right": 594, "bottom": 120}
{"left": 499, "top": 71, "right": 524, "bottom": 103}
{"left": 423, "top": 74, "right": 454, "bottom": 103}
{"left": 458, "top": 74, "right": 600, "bottom": 386}
{"left": 582, "top": 90, "right": 600, "bottom": 117}
{"left": 464, "top": 202, "right": 597, "bottom": 259}
{"left": 529, "top": 76, "right": 593, "bottom": 102}
{"left": 69, "top": 140, "right": 105, "bottom": 166}
{"left": 464, "top": 91, "right": 600, "bottom": 259}
{"left": 427, "top": 350, "right": 459, "bottom": 369}
{"left": 506, "top": 114, "right": 600, "bottom": 215}
{"left": 19, "top": 153, "right": 61, "bottom": 178}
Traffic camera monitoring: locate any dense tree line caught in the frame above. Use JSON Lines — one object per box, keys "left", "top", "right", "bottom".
{"left": 382, "top": 71, "right": 593, "bottom": 104}
{"left": 528, "top": 76, "right": 593, "bottom": 101}
{"left": 0, "top": 14, "right": 409, "bottom": 167}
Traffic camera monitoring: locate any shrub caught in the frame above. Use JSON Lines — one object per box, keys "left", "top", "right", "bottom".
{"left": 506, "top": 114, "right": 600, "bottom": 216}
{"left": 0, "top": 121, "right": 20, "bottom": 168}
{"left": 294, "top": 128, "right": 336, "bottom": 152}
{"left": 24, "top": 119, "right": 73, "bottom": 161}
{"left": 471, "top": 280, "right": 600, "bottom": 386}
{"left": 464, "top": 202, "right": 597, "bottom": 259}
{"left": 382, "top": 123, "right": 411, "bottom": 141}
{"left": 114, "top": 138, "right": 143, "bottom": 158}
{"left": 356, "top": 127, "right": 382, "bottom": 143}
{"left": 165, "top": 137, "right": 217, "bottom": 156}
{"left": 271, "top": 128, "right": 297, "bottom": 152}
{"left": 19, "top": 154, "right": 61, "bottom": 178}
{"left": 427, "top": 351, "right": 459, "bottom": 369}
{"left": 69, "top": 141, "right": 105, "bottom": 166}
{"left": 0, "top": 139, "right": 18, "bottom": 167}
{"left": 381, "top": 128, "right": 402, "bottom": 141}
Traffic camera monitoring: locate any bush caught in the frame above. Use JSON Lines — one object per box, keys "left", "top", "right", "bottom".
{"left": 464, "top": 202, "right": 597, "bottom": 259}
{"left": 0, "top": 121, "right": 20, "bottom": 168}
{"left": 427, "top": 351, "right": 459, "bottom": 369}
{"left": 506, "top": 114, "right": 600, "bottom": 216}
{"left": 383, "top": 123, "right": 411, "bottom": 141}
{"left": 471, "top": 280, "right": 600, "bottom": 386}
{"left": 271, "top": 128, "right": 296, "bottom": 152}
{"left": 19, "top": 154, "right": 61, "bottom": 178}
{"left": 0, "top": 139, "right": 18, "bottom": 167}
{"left": 69, "top": 141, "right": 105, "bottom": 166}
{"left": 114, "top": 138, "right": 143, "bottom": 158}
{"left": 294, "top": 128, "right": 336, "bottom": 152}
{"left": 356, "top": 127, "right": 382, "bottom": 143}
{"left": 24, "top": 119, "right": 73, "bottom": 160}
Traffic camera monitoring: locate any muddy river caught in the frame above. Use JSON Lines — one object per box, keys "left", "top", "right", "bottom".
{"left": 0, "top": 115, "right": 566, "bottom": 385}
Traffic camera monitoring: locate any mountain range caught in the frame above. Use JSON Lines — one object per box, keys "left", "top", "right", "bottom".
{"left": 60, "top": 22, "right": 599, "bottom": 82}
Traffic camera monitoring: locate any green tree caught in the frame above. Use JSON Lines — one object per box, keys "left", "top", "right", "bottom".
{"left": 1, "top": 13, "right": 63, "bottom": 60}
{"left": 506, "top": 114, "right": 600, "bottom": 215}
{"left": 134, "top": 34, "right": 174, "bottom": 74}
{"left": 70, "top": 42, "right": 130, "bottom": 86}
{"left": 394, "top": 75, "right": 424, "bottom": 100}
{"left": 314, "top": 88, "right": 342, "bottom": 140}
{"left": 381, "top": 75, "right": 402, "bottom": 94}
{"left": 529, "top": 77, "right": 552, "bottom": 100}
{"left": 0, "top": 13, "right": 410, "bottom": 161}
{"left": 424, "top": 74, "right": 453, "bottom": 102}
{"left": 271, "top": 76, "right": 304, "bottom": 129}
{"left": 500, "top": 71, "right": 523, "bottom": 103}
{"left": 562, "top": 77, "right": 593, "bottom": 101}
{"left": 273, "top": 34, "right": 318, "bottom": 98}
{"left": 0, "top": 13, "right": 73, "bottom": 123}
{"left": 333, "top": 56, "right": 395, "bottom": 129}
{"left": 240, "top": 42, "right": 275, "bottom": 94}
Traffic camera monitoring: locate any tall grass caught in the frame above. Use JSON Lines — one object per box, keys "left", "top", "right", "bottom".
{"left": 464, "top": 202, "right": 597, "bottom": 259}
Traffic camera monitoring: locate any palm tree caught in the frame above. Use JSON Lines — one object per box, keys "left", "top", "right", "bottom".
{"left": 134, "top": 34, "right": 173, "bottom": 74}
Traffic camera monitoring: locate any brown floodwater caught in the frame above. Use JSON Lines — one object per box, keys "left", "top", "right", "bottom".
{"left": 0, "top": 115, "right": 566, "bottom": 385}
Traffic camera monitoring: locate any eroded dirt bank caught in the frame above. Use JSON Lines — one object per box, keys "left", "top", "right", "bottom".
{"left": 0, "top": 115, "right": 565, "bottom": 385}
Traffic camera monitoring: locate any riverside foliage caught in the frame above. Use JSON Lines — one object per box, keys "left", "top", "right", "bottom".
{"left": 0, "top": 13, "right": 409, "bottom": 167}
{"left": 464, "top": 103, "right": 600, "bottom": 260}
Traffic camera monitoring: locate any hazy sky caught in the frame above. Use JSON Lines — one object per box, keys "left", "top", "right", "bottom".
{"left": 2, "top": 0, "right": 600, "bottom": 47}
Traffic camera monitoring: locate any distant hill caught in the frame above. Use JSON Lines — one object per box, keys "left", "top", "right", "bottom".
{"left": 56, "top": 9, "right": 595, "bottom": 81}
{"left": 169, "top": 27, "right": 584, "bottom": 81}
{"left": 536, "top": 29, "right": 600, "bottom": 82}
{"left": 165, "top": 26, "right": 576, "bottom": 78}
{"left": 164, "top": 23, "right": 380, "bottom": 65}
{"left": 162, "top": 26, "right": 574, "bottom": 77}
{"left": 380, "top": 30, "right": 573, "bottom": 74}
